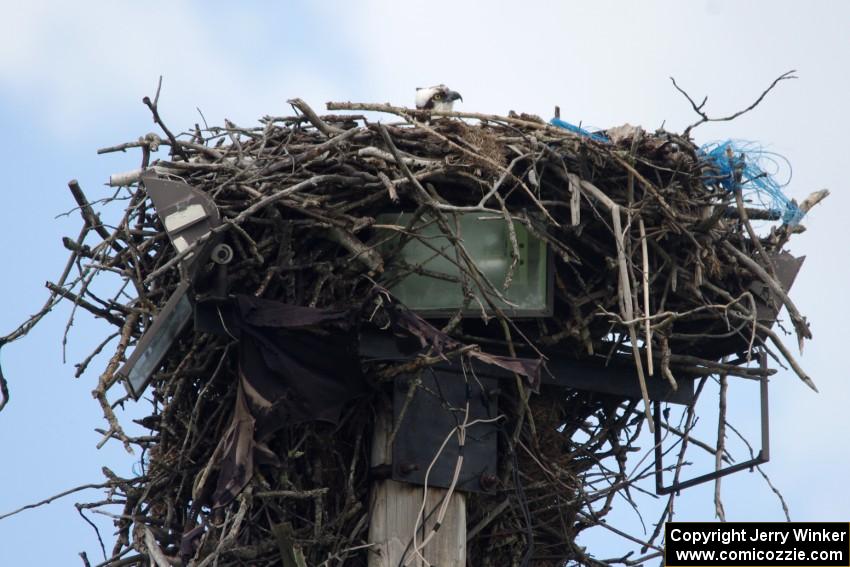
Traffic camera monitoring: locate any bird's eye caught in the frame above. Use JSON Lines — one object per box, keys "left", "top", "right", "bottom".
{"left": 433, "top": 93, "right": 444, "bottom": 100}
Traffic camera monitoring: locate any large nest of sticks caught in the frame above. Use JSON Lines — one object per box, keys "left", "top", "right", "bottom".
{"left": 3, "top": 92, "right": 823, "bottom": 566}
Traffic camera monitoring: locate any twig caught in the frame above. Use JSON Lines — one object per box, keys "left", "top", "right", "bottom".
{"left": 672, "top": 70, "right": 797, "bottom": 135}
{"left": 142, "top": 76, "right": 189, "bottom": 162}
{"left": 0, "top": 482, "right": 113, "bottom": 521}
{"left": 289, "top": 98, "right": 344, "bottom": 137}
{"left": 714, "top": 374, "right": 728, "bottom": 521}
{"left": 723, "top": 241, "right": 811, "bottom": 349}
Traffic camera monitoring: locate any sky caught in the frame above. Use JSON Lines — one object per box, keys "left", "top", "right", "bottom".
{"left": 0, "top": 1, "right": 848, "bottom": 564}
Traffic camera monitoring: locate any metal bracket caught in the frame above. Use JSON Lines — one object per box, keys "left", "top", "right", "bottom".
{"left": 654, "top": 352, "right": 770, "bottom": 495}
{"left": 391, "top": 363, "right": 499, "bottom": 493}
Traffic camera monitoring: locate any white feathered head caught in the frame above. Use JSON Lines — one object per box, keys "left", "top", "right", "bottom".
{"left": 415, "top": 84, "right": 463, "bottom": 112}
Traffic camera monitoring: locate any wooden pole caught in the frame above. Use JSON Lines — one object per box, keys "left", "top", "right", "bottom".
{"left": 368, "top": 396, "right": 466, "bottom": 567}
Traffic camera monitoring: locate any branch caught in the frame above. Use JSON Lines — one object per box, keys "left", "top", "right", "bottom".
{"left": 288, "top": 98, "right": 344, "bottom": 137}
{"left": 672, "top": 70, "right": 797, "bottom": 136}
{"left": 722, "top": 240, "right": 811, "bottom": 349}
{"left": 0, "top": 482, "right": 113, "bottom": 521}
{"left": 142, "top": 76, "right": 189, "bottom": 162}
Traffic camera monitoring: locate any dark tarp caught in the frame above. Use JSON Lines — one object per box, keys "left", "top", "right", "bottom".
{"left": 197, "top": 295, "right": 364, "bottom": 508}
{"left": 234, "top": 295, "right": 363, "bottom": 429}
{"left": 183, "top": 290, "right": 541, "bottom": 557}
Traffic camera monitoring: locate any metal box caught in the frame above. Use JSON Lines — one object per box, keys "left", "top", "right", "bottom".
{"left": 376, "top": 212, "right": 552, "bottom": 317}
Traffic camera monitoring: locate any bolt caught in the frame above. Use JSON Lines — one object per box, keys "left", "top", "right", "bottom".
{"left": 211, "top": 243, "right": 234, "bottom": 265}
{"left": 399, "top": 463, "right": 419, "bottom": 475}
{"left": 480, "top": 473, "right": 498, "bottom": 490}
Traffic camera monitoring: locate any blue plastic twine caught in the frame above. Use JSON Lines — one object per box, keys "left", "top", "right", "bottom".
{"left": 550, "top": 117, "right": 610, "bottom": 143}
{"left": 698, "top": 140, "right": 803, "bottom": 226}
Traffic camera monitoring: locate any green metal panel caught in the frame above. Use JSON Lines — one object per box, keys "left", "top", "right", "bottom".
{"left": 376, "top": 212, "right": 551, "bottom": 316}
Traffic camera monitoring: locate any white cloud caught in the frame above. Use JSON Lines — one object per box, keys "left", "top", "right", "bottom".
{"left": 0, "top": 1, "right": 351, "bottom": 137}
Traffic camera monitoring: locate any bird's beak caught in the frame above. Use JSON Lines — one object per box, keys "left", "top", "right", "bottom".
{"left": 447, "top": 90, "right": 463, "bottom": 103}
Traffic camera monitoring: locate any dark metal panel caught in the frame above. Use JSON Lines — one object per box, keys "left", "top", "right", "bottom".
{"left": 542, "top": 356, "right": 695, "bottom": 406}
{"left": 751, "top": 252, "right": 805, "bottom": 323}
{"left": 141, "top": 173, "right": 222, "bottom": 278}
{"left": 360, "top": 331, "right": 695, "bottom": 406}
{"left": 391, "top": 367, "right": 499, "bottom": 493}
{"left": 672, "top": 252, "right": 805, "bottom": 359}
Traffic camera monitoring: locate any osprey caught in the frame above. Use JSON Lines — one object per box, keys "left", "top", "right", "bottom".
{"left": 415, "top": 84, "right": 463, "bottom": 112}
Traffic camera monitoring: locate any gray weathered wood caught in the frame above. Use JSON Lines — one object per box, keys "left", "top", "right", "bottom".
{"left": 368, "top": 397, "right": 466, "bottom": 567}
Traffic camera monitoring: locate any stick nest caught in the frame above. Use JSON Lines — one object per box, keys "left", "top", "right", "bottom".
{"left": 2, "top": 98, "right": 820, "bottom": 566}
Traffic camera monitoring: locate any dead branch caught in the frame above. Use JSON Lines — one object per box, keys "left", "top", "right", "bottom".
{"left": 672, "top": 70, "right": 797, "bottom": 136}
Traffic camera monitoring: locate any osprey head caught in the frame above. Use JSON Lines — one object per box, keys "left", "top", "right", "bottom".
{"left": 415, "top": 84, "right": 463, "bottom": 112}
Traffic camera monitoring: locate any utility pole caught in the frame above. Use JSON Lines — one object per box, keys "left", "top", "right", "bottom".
{"left": 368, "top": 398, "right": 466, "bottom": 567}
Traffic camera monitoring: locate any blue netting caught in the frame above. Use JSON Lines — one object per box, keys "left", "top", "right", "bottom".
{"left": 550, "top": 117, "right": 610, "bottom": 143}
{"left": 547, "top": 122, "right": 803, "bottom": 225}
{"left": 698, "top": 140, "right": 803, "bottom": 226}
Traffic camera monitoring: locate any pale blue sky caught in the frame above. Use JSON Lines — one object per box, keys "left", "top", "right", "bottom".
{"left": 1, "top": 1, "right": 848, "bottom": 564}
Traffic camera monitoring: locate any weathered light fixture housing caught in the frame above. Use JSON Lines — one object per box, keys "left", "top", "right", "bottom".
{"left": 121, "top": 280, "right": 193, "bottom": 398}
{"left": 118, "top": 173, "right": 229, "bottom": 399}
{"left": 377, "top": 212, "right": 552, "bottom": 317}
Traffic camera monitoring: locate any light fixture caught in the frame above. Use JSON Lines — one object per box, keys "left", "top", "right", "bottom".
{"left": 376, "top": 212, "right": 552, "bottom": 317}
{"left": 118, "top": 173, "right": 230, "bottom": 399}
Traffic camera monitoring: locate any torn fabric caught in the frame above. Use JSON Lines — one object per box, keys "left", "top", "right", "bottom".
{"left": 370, "top": 288, "right": 542, "bottom": 390}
